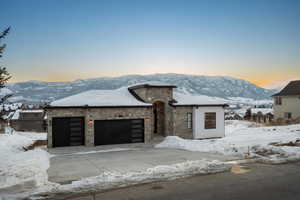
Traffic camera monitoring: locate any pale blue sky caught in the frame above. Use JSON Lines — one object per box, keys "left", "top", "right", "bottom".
{"left": 1, "top": 0, "right": 299, "bottom": 85}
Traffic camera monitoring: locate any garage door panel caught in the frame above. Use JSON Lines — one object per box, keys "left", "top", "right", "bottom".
{"left": 52, "top": 117, "right": 84, "bottom": 147}
{"left": 94, "top": 119, "right": 144, "bottom": 145}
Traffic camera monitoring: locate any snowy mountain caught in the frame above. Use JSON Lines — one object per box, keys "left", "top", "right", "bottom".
{"left": 263, "top": 77, "right": 300, "bottom": 90}
{"left": 6, "top": 74, "right": 277, "bottom": 104}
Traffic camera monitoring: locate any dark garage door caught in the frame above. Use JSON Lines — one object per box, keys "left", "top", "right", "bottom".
{"left": 94, "top": 119, "right": 144, "bottom": 145}
{"left": 52, "top": 117, "right": 84, "bottom": 147}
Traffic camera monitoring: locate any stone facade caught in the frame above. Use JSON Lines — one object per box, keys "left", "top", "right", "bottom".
{"left": 47, "top": 107, "right": 152, "bottom": 148}
{"left": 132, "top": 87, "right": 174, "bottom": 136}
{"left": 172, "top": 106, "right": 194, "bottom": 139}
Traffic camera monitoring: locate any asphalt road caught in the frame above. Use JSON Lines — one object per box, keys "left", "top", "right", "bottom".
{"left": 62, "top": 162, "right": 300, "bottom": 200}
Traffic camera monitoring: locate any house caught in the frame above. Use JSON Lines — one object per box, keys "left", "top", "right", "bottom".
{"left": 272, "top": 80, "right": 300, "bottom": 120}
{"left": 10, "top": 109, "right": 46, "bottom": 132}
{"left": 46, "top": 83, "right": 227, "bottom": 148}
{"left": 245, "top": 108, "right": 274, "bottom": 123}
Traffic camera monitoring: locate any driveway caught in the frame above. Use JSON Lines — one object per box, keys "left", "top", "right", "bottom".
{"left": 48, "top": 144, "right": 237, "bottom": 184}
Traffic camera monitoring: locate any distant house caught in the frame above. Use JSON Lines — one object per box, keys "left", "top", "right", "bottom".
{"left": 272, "top": 80, "right": 300, "bottom": 120}
{"left": 247, "top": 108, "right": 274, "bottom": 123}
{"left": 46, "top": 83, "right": 228, "bottom": 148}
{"left": 10, "top": 109, "right": 46, "bottom": 132}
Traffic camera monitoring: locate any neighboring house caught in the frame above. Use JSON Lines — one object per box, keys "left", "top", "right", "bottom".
{"left": 46, "top": 83, "right": 227, "bottom": 148}
{"left": 247, "top": 108, "right": 274, "bottom": 123}
{"left": 10, "top": 109, "right": 46, "bottom": 132}
{"left": 272, "top": 80, "right": 300, "bottom": 120}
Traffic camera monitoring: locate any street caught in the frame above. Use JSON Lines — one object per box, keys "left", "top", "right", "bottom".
{"left": 53, "top": 162, "right": 300, "bottom": 200}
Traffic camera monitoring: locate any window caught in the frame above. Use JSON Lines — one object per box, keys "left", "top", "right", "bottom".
{"left": 275, "top": 96, "right": 282, "bottom": 105}
{"left": 187, "top": 113, "right": 192, "bottom": 129}
{"left": 205, "top": 112, "right": 216, "bottom": 129}
{"left": 284, "top": 112, "right": 292, "bottom": 119}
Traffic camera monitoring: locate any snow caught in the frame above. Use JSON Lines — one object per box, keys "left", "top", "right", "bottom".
{"left": 173, "top": 92, "right": 226, "bottom": 106}
{"left": 251, "top": 108, "right": 273, "bottom": 115}
{"left": 20, "top": 109, "right": 44, "bottom": 113}
{"left": 0, "top": 131, "right": 49, "bottom": 190}
{"left": 128, "top": 81, "right": 176, "bottom": 87}
{"left": 28, "top": 159, "right": 230, "bottom": 199}
{"left": 156, "top": 121, "right": 300, "bottom": 163}
{"left": 0, "top": 88, "right": 13, "bottom": 96}
{"left": 11, "top": 109, "right": 20, "bottom": 120}
{"left": 50, "top": 87, "right": 152, "bottom": 107}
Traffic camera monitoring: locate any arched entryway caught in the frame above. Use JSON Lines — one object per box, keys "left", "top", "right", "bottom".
{"left": 153, "top": 101, "right": 165, "bottom": 136}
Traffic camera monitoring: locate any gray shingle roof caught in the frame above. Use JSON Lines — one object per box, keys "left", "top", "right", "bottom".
{"left": 273, "top": 80, "right": 300, "bottom": 96}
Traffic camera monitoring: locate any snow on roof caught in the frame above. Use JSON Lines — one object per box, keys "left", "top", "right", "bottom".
{"left": 251, "top": 108, "right": 273, "bottom": 115}
{"left": 11, "top": 110, "right": 20, "bottom": 120}
{"left": 50, "top": 87, "right": 152, "bottom": 107}
{"left": 20, "top": 109, "right": 44, "bottom": 113}
{"left": 128, "top": 81, "right": 176, "bottom": 89}
{"left": 173, "top": 92, "right": 226, "bottom": 106}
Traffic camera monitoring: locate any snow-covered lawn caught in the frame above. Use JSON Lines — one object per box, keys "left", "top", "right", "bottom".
{"left": 0, "top": 131, "right": 49, "bottom": 191}
{"left": 156, "top": 120, "right": 300, "bottom": 164}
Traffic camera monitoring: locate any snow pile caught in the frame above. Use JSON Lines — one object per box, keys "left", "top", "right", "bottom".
{"left": 156, "top": 122, "right": 300, "bottom": 164}
{"left": 16, "top": 131, "right": 47, "bottom": 141}
{"left": 33, "top": 159, "right": 230, "bottom": 198}
{"left": 0, "top": 131, "right": 50, "bottom": 190}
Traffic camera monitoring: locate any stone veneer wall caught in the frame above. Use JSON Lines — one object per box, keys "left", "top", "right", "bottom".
{"left": 46, "top": 107, "right": 152, "bottom": 148}
{"left": 172, "top": 106, "right": 194, "bottom": 139}
{"left": 133, "top": 87, "right": 174, "bottom": 136}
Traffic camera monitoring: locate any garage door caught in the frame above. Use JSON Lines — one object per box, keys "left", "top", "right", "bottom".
{"left": 52, "top": 117, "right": 84, "bottom": 147}
{"left": 94, "top": 119, "right": 144, "bottom": 145}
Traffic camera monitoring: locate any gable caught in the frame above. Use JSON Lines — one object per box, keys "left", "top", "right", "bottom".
{"left": 273, "top": 80, "right": 300, "bottom": 96}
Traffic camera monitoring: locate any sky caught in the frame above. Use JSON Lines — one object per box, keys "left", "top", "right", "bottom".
{"left": 0, "top": 0, "right": 299, "bottom": 86}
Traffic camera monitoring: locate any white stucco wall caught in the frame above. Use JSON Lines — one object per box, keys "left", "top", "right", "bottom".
{"left": 193, "top": 106, "right": 225, "bottom": 139}
{"left": 273, "top": 95, "right": 300, "bottom": 120}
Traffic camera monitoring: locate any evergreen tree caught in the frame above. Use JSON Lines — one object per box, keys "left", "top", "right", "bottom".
{"left": 244, "top": 108, "right": 252, "bottom": 120}
{"left": 0, "top": 27, "right": 12, "bottom": 104}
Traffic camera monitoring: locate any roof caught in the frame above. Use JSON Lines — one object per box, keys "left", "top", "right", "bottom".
{"left": 20, "top": 109, "right": 44, "bottom": 113}
{"left": 11, "top": 110, "right": 20, "bottom": 120}
{"left": 173, "top": 92, "right": 227, "bottom": 107}
{"left": 49, "top": 87, "right": 152, "bottom": 108}
{"left": 272, "top": 80, "right": 300, "bottom": 96}
{"left": 128, "top": 81, "right": 177, "bottom": 90}
{"left": 11, "top": 109, "right": 44, "bottom": 120}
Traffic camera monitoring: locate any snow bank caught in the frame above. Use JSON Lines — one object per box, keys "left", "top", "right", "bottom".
{"left": 0, "top": 131, "right": 50, "bottom": 191}
{"left": 32, "top": 159, "right": 230, "bottom": 198}
{"left": 156, "top": 122, "right": 300, "bottom": 164}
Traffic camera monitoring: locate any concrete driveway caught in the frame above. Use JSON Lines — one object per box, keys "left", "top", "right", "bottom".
{"left": 48, "top": 144, "right": 237, "bottom": 184}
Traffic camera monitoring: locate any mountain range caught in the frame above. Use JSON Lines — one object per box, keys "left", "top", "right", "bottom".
{"left": 5, "top": 73, "right": 277, "bottom": 104}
